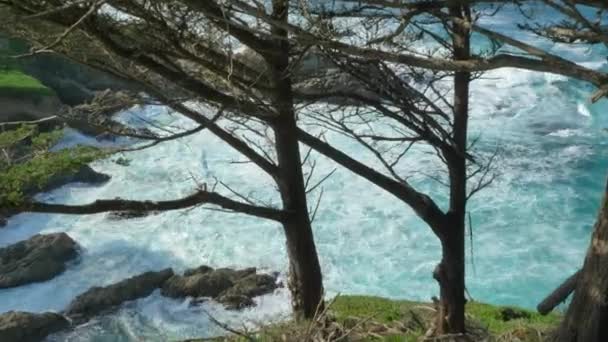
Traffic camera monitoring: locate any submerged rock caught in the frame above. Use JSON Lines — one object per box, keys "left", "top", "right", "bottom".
{"left": 0, "top": 233, "right": 78, "bottom": 289}
{"left": 161, "top": 266, "right": 279, "bottom": 310}
{"left": 65, "top": 268, "right": 174, "bottom": 322}
{"left": 0, "top": 311, "right": 69, "bottom": 342}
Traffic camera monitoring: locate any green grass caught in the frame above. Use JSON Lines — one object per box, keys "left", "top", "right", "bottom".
{"left": 331, "top": 295, "right": 560, "bottom": 334}
{"left": 0, "top": 125, "right": 105, "bottom": 207}
{"left": 0, "top": 69, "right": 54, "bottom": 98}
{"left": 466, "top": 301, "right": 560, "bottom": 335}
{"left": 197, "top": 295, "right": 561, "bottom": 342}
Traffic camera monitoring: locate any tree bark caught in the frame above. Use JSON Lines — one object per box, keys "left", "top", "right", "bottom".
{"left": 274, "top": 114, "right": 324, "bottom": 320}
{"left": 537, "top": 270, "right": 580, "bottom": 315}
{"left": 555, "top": 178, "right": 608, "bottom": 341}
{"left": 268, "top": 0, "right": 324, "bottom": 320}
{"left": 433, "top": 4, "right": 471, "bottom": 335}
{"left": 434, "top": 218, "right": 467, "bottom": 334}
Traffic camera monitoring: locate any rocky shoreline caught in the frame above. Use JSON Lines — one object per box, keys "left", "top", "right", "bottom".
{"left": 0, "top": 233, "right": 79, "bottom": 289}
{"left": 0, "top": 233, "right": 280, "bottom": 342}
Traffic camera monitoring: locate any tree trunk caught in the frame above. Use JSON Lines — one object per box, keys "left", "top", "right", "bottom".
{"left": 274, "top": 113, "right": 324, "bottom": 320}
{"left": 434, "top": 214, "right": 467, "bottom": 334}
{"left": 555, "top": 178, "right": 608, "bottom": 341}
{"left": 268, "top": 0, "right": 324, "bottom": 320}
{"left": 433, "top": 4, "right": 471, "bottom": 335}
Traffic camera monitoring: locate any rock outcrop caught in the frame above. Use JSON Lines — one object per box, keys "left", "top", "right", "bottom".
{"left": 16, "top": 50, "right": 141, "bottom": 107}
{"left": 65, "top": 268, "right": 174, "bottom": 322}
{"left": 0, "top": 265, "right": 277, "bottom": 340}
{"left": 161, "top": 268, "right": 237, "bottom": 299}
{"left": 0, "top": 233, "right": 79, "bottom": 289}
{"left": 35, "top": 166, "right": 111, "bottom": 195}
{"left": 0, "top": 311, "right": 68, "bottom": 342}
{"left": 0, "top": 95, "right": 63, "bottom": 123}
{"left": 161, "top": 266, "right": 279, "bottom": 310}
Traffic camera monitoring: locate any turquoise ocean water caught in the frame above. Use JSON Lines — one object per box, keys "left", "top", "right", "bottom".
{"left": 1, "top": 4, "right": 607, "bottom": 341}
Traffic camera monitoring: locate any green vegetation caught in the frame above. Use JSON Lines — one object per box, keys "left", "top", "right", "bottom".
{"left": 200, "top": 295, "right": 560, "bottom": 342}
{"left": 0, "top": 36, "right": 53, "bottom": 98}
{"left": 0, "top": 125, "right": 104, "bottom": 207}
{"left": 0, "top": 69, "right": 54, "bottom": 98}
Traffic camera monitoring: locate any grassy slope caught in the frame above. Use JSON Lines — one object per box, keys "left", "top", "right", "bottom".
{"left": 332, "top": 295, "right": 559, "bottom": 340}
{"left": 0, "top": 69, "right": 54, "bottom": 98}
{"left": 0, "top": 36, "right": 54, "bottom": 98}
{"left": 0, "top": 126, "right": 103, "bottom": 208}
{"left": 201, "top": 295, "right": 561, "bottom": 342}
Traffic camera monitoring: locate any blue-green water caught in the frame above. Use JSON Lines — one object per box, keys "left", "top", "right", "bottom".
{"left": 1, "top": 5, "right": 608, "bottom": 341}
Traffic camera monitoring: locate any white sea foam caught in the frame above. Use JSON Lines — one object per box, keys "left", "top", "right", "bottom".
{"left": 2, "top": 5, "right": 608, "bottom": 341}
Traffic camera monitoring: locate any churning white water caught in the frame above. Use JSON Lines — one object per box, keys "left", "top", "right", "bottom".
{"left": 2, "top": 5, "right": 608, "bottom": 341}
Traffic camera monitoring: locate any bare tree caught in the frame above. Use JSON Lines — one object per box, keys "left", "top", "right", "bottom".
{"left": 0, "top": 0, "right": 326, "bottom": 320}
{"left": 4, "top": 0, "right": 608, "bottom": 336}
{"left": 233, "top": 0, "right": 608, "bottom": 334}
{"left": 285, "top": 1, "right": 481, "bottom": 334}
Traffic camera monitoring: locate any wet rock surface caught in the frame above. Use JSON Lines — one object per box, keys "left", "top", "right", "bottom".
{"left": 0, "top": 262, "right": 278, "bottom": 339}
{"left": 162, "top": 266, "right": 279, "bottom": 310}
{"left": 0, "top": 233, "right": 78, "bottom": 289}
{"left": 221, "top": 273, "right": 278, "bottom": 299}
{"left": 0, "top": 311, "right": 69, "bottom": 342}
{"left": 161, "top": 268, "right": 235, "bottom": 299}
{"left": 65, "top": 268, "right": 174, "bottom": 322}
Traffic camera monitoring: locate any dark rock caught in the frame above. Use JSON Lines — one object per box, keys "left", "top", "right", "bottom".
{"left": 184, "top": 265, "right": 214, "bottom": 277}
{"left": 0, "top": 233, "right": 79, "bottom": 288}
{"left": 161, "top": 266, "right": 278, "bottom": 311}
{"left": 221, "top": 273, "right": 278, "bottom": 299}
{"left": 499, "top": 307, "right": 531, "bottom": 321}
{"left": 189, "top": 297, "right": 209, "bottom": 306}
{"left": 24, "top": 165, "right": 110, "bottom": 196}
{"left": 48, "top": 165, "right": 110, "bottom": 189}
{"left": 0, "top": 96, "right": 63, "bottom": 124}
{"left": 217, "top": 294, "right": 255, "bottom": 310}
{"left": 62, "top": 91, "right": 157, "bottom": 138}
{"left": 15, "top": 49, "right": 142, "bottom": 106}
{"left": 162, "top": 266, "right": 258, "bottom": 299}
{"left": 0, "top": 311, "right": 69, "bottom": 342}
{"left": 161, "top": 270, "right": 234, "bottom": 299}
{"left": 65, "top": 268, "right": 173, "bottom": 322}
{"left": 213, "top": 267, "right": 257, "bottom": 282}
